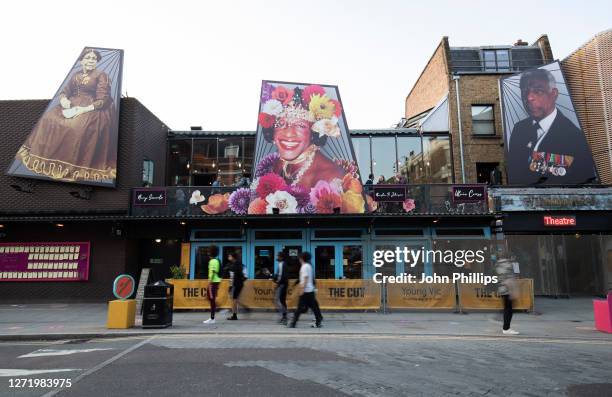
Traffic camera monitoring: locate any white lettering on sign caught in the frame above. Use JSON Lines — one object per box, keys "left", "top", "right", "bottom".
{"left": 543, "top": 215, "right": 576, "bottom": 227}
{"left": 454, "top": 189, "right": 484, "bottom": 199}
{"left": 137, "top": 193, "right": 164, "bottom": 203}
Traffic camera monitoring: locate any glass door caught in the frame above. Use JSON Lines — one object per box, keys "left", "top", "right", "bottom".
{"left": 190, "top": 242, "right": 246, "bottom": 280}
{"left": 250, "top": 242, "right": 304, "bottom": 279}
{"left": 312, "top": 242, "right": 364, "bottom": 279}
{"left": 371, "top": 240, "right": 430, "bottom": 278}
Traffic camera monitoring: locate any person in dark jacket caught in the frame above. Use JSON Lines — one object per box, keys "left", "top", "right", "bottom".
{"left": 507, "top": 68, "right": 597, "bottom": 185}
{"left": 226, "top": 252, "right": 246, "bottom": 320}
{"left": 272, "top": 251, "right": 289, "bottom": 324}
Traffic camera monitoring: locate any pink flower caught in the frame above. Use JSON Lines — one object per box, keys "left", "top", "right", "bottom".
{"left": 271, "top": 86, "right": 294, "bottom": 105}
{"left": 302, "top": 85, "right": 326, "bottom": 106}
{"left": 256, "top": 173, "right": 287, "bottom": 199}
{"left": 403, "top": 199, "right": 416, "bottom": 212}
{"left": 309, "top": 180, "right": 342, "bottom": 206}
{"left": 248, "top": 198, "right": 267, "bottom": 215}
{"left": 330, "top": 99, "right": 342, "bottom": 117}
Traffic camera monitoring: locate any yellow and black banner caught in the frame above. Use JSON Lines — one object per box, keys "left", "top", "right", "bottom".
{"left": 170, "top": 279, "right": 232, "bottom": 309}
{"left": 458, "top": 279, "right": 534, "bottom": 311}
{"left": 315, "top": 280, "right": 381, "bottom": 310}
{"left": 387, "top": 282, "right": 456, "bottom": 309}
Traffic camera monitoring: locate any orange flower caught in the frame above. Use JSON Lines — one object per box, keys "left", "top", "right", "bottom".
{"left": 247, "top": 198, "right": 267, "bottom": 215}
{"left": 342, "top": 174, "right": 362, "bottom": 193}
{"left": 366, "top": 195, "right": 378, "bottom": 212}
{"left": 201, "top": 193, "right": 230, "bottom": 214}
{"left": 341, "top": 191, "right": 365, "bottom": 213}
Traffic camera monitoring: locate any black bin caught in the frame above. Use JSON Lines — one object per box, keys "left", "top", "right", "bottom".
{"left": 142, "top": 280, "right": 174, "bottom": 328}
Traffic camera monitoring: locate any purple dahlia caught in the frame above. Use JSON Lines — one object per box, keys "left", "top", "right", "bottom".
{"left": 255, "top": 152, "right": 280, "bottom": 178}
{"left": 228, "top": 188, "right": 252, "bottom": 215}
{"left": 261, "top": 82, "right": 275, "bottom": 103}
{"left": 289, "top": 185, "right": 310, "bottom": 209}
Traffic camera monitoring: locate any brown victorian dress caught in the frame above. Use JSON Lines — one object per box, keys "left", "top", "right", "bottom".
{"left": 17, "top": 68, "right": 117, "bottom": 183}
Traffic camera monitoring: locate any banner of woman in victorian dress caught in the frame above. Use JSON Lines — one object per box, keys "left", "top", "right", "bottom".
{"left": 7, "top": 47, "right": 123, "bottom": 187}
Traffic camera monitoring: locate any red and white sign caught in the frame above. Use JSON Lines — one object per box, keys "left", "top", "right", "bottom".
{"left": 543, "top": 215, "right": 576, "bottom": 227}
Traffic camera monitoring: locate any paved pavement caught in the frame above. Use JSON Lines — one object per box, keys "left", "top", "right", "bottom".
{"left": 0, "top": 297, "right": 610, "bottom": 341}
{"left": 0, "top": 334, "right": 610, "bottom": 396}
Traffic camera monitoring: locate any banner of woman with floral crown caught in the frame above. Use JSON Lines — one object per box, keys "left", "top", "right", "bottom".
{"left": 189, "top": 81, "right": 375, "bottom": 215}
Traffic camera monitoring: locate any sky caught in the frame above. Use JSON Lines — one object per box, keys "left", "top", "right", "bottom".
{"left": 2, "top": 0, "right": 610, "bottom": 131}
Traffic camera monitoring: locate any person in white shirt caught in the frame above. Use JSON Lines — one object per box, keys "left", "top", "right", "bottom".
{"left": 288, "top": 252, "right": 323, "bottom": 328}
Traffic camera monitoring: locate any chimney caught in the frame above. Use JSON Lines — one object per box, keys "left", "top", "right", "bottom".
{"left": 514, "top": 39, "right": 528, "bottom": 46}
{"left": 190, "top": 126, "right": 202, "bottom": 130}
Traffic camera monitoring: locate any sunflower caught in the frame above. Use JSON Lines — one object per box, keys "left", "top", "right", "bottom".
{"left": 308, "top": 94, "right": 335, "bottom": 120}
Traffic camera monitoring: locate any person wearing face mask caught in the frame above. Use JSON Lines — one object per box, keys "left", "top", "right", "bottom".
{"left": 14, "top": 48, "right": 117, "bottom": 183}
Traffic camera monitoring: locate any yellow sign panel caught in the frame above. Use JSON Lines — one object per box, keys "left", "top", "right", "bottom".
{"left": 170, "top": 279, "right": 232, "bottom": 309}
{"left": 169, "top": 279, "right": 381, "bottom": 310}
{"left": 387, "top": 282, "right": 456, "bottom": 309}
{"left": 458, "top": 279, "right": 534, "bottom": 311}
{"left": 315, "top": 280, "right": 381, "bottom": 310}
{"left": 180, "top": 243, "right": 190, "bottom": 276}
{"left": 238, "top": 280, "right": 300, "bottom": 309}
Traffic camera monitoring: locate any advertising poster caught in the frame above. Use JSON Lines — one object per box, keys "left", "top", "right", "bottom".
{"left": 6, "top": 47, "right": 123, "bottom": 187}
{"left": 500, "top": 61, "right": 598, "bottom": 185}
{"left": 252, "top": 80, "right": 364, "bottom": 214}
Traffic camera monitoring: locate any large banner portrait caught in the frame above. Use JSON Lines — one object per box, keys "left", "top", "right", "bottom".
{"left": 250, "top": 80, "right": 364, "bottom": 214}
{"left": 500, "top": 61, "right": 598, "bottom": 185}
{"left": 6, "top": 47, "right": 123, "bottom": 187}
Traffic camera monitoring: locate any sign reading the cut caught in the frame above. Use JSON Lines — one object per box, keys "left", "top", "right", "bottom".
{"left": 133, "top": 189, "right": 167, "bottom": 206}
{"left": 452, "top": 186, "right": 486, "bottom": 203}
{"left": 543, "top": 215, "right": 576, "bottom": 227}
{"left": 6, "top": 47, "right": 124, "bottom": 187}
{"left": 372, "top": 186, "right": 406, "bottom": 202}
{"left": 500, "top": 61, "right": 598, "bottom": 185}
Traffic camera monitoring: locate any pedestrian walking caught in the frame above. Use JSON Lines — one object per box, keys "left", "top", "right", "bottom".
{"left": 272, "top": 251, "right": 289, "bottom": 324}
{"left": 288, "top": 252, "right": 323, "bottom": 328}
{"left": 203, "top": 245, "right": 222, "bottom": 325}
{"left": 496, "top": 254, "right": 520, "bottom": 335}
{"left": 226, "top": 252, "right": 247, "bottom": 320}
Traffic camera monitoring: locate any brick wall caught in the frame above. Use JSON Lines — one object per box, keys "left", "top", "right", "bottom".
{"left": 562, "top": 30, "right": 612, "bottom": 184}
{"left": 405, "top": 37, "right": 451, "bottom": 118}
{"left": 0, "top": 98, "right": 169, "bottom": 214}
{"left": 448, "top": 75, "right": 506, "bottom": 183}
{"left": 0, "top": 222, "right": 128, "bottom": 302}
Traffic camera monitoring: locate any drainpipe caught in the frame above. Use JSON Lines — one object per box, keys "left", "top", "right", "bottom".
{"left": 453, "top": 75, "right": 466, "bottom": 183}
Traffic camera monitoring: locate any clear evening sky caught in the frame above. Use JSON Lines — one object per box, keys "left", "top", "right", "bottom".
{"left": 2, "top": 0, "right": 610, "bottom": 130}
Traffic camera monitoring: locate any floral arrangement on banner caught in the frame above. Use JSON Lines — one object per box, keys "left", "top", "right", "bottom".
{"left": 189, "top": 82, "right": 371, "bottom": 215}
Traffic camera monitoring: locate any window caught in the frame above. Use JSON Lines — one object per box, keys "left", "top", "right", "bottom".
{"left": 192, "top": 139, "right": 218, "bottom": 186}
{"left": 483, "top": 49, "right": 510, "bottom": 71}
{"left": 167, "top": 139, "right": 192, "bottom": 186}
{"left": 471, "top": 105, "right": 495, "bottom": 136}
{"left": 371, "top": 136, "right": 396, "bottom": 183}
{"left": 218, "top": 137, "right": 243, "bottom": 186}
{"left": 396, "top": 136, "right": 422, "bottom": 183}
{"left": 422, "top": 136, "right": 452, "bottom": 182}
{"left": 142, "top": 159, "right": 154, "bottom": 186}
{"left": 476, "top": 162, "right": 499, "bottom": 184}
{"left": 352, "top": 136, "right": 371, "bottom": 181}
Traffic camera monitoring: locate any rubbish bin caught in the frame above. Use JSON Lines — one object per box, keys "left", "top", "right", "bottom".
{"left": 142, "top": 280, "right": 174, "bottom": 328}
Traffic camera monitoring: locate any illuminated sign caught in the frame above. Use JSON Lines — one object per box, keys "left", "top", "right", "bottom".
{"left": 543, "top": 215, "right": 576, "bottom": 227}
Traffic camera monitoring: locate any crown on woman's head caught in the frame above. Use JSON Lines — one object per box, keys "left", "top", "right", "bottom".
{"left": 258, "top": 82, "right": 343, "bottom": 138}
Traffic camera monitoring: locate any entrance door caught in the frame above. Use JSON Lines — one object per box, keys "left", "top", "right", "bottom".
{"left": 190, "top": 242, "right": 246, "bottom": 280}
{"left": 312, "top": 242, "right": 364, "bottom": 279}
{"left": 251, "top": 243, "right": 304, "bottom": 279}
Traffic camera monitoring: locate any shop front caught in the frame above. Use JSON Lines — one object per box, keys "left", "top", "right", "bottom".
{"left": 491, "top": 187, "right": 612, "bottom": 296}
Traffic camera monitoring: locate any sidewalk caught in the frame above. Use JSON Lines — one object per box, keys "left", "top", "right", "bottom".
{"left": 0, "top": 297, "right": 610, "bottom": 341}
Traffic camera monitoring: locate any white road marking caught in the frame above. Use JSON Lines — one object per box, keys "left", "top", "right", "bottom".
{"left": 42, "top": 335, "right": 156, "bottom": 397}
{"left": 0, "top": 369, "right": 79, "bottom": 377}
{"left": 19, "top": 348, "right": 114, "bottom": 358}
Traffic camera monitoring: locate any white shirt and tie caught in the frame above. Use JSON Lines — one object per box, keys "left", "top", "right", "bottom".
{"left": 532, "top": 108, "right": 557, "bottom": 151}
